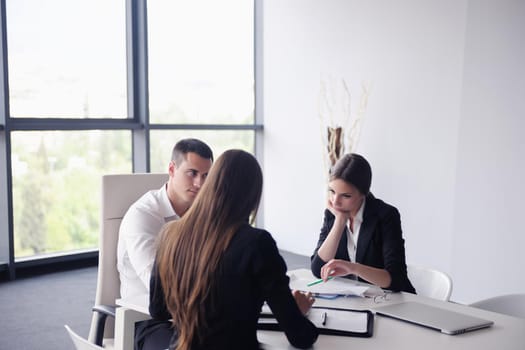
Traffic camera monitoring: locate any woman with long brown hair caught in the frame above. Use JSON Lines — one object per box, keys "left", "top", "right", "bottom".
{"left": 138, "top": 149, "right": 318, "bottom": 350}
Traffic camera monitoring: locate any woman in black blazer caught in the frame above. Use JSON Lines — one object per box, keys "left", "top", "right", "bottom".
{"left": 311, "top": 153, "right": 415, "bottom": 293}
{"left": 138, "top": 150, "right": 318, "bottom": 350}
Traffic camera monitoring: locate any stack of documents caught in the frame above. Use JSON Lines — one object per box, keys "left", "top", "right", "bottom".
{"left": 288, "top": 272, "right": 384, "bottom": 298}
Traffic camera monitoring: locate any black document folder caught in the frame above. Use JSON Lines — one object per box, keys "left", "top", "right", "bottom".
{"left": 258, "top": 306, "right": 374, "bottom": 338}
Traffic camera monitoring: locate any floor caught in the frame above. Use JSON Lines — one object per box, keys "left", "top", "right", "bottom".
{"left": 0, "top": 250, "right": 309, "bottom": 350}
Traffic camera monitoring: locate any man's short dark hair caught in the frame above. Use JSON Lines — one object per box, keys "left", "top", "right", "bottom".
{"left": 171, "top": 138, "right": 214, "bottom": 165}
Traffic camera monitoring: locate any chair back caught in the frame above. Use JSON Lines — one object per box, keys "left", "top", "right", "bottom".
{"left": 470, "top": 294, "right": 525, "bottom": 319}
{"left": 407, "top": 264, "right": 453, "bottom": 301}
{"left": 88, "top": 173, "right": 168, "bottom": 341}
{"left": 65, "top": 325, "right": 105, "bottom": 350}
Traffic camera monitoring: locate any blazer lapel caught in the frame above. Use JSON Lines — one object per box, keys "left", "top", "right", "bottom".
{"left": 336, "top": 224, "right": 350, "bottom": 261}
{"left": 356, "top": 194, "right": 378, "bottom": 263}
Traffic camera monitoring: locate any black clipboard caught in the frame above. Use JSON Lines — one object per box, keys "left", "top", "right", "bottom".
{"left": 258, "top": 306, "right": 374, "bottom": 338}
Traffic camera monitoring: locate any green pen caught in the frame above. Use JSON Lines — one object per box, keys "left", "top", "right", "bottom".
{"left": 306, "top": 276, "right": 333, "bottom": 287}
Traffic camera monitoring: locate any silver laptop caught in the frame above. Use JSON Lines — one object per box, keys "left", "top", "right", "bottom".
{"left": 375, "top": 301, "right": 494, "bottom": 335}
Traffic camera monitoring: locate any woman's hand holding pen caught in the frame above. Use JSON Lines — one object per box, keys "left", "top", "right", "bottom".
{"left": 292, "top": 290, "right": 315, "bottom": 316}
{"left": 320, "top": 259, "right": 358, "bottom": 281}
{"left": 321, "top": 258, "right": 393, "bottom": 288}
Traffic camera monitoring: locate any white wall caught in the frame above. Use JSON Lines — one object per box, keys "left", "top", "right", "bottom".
{"left": 451, "top": 0, "right": 525, "bottom": 302}
{"left": 261, "top": 0, "right": 525, "bottom": 303}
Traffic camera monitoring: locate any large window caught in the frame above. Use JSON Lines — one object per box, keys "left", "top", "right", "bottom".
{"left": 11, "top": 130, "right": 131, "bottom": 258}
{"left": 0, "top": 0, "right": 259, "bottom": 276}
{"left": 148, "top": 0, "right": 254, "bottom": 125}
{"left": 7, "top": 0, "right": 127, "bottom": 118}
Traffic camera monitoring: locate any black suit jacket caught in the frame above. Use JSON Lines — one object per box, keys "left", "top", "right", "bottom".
{"left": 148, "top": 224, "right": 318, "bottom": 350}
{"left": 311, "top": 193, "right": 415, "bottom": 293}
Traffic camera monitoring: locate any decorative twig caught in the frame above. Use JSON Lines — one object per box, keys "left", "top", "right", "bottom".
{"left": 319, "top": 76, "right": 370, "bottom": 179}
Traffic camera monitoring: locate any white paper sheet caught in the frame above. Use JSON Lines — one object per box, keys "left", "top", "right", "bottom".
{"left": 309, "top": 308, "right": 369, "bottom": 332}
{"left": 288, "top": 272, "right": 383, "bottom": 297}
{"left": 258, "top": 307, "right": 370, "bottom": 334}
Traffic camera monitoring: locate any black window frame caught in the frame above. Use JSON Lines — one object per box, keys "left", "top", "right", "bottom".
{"left": 0, "top": 0, "right": 262, "bottom": 279}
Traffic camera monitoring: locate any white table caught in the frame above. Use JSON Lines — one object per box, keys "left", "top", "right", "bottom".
{"left": 116, "top": 269, "right": 525, "bottom": 350}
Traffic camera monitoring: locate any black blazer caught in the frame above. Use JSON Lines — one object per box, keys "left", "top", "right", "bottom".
{"left": 311, "top": 193, "right": 415, "bottom": 293}
{"left": 149, "top": 224, "right": 318, "bottom": 350}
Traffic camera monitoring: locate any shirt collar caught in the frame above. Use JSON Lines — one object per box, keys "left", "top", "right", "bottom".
{"left": 159, "top": 183, "right": 179, "bottom": 222}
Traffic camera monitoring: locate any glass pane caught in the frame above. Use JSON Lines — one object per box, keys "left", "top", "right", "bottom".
{"left": 6, "top": 0, "right": 127, "bottom": 118}
{"left": 148, "top": 0, "right": 254, "bottom": 124}
{"left": 149, "top": 130, "right": 254, "bottom": 172}
{"left": 11, "top": 130, "right": 132, "bottom": 259}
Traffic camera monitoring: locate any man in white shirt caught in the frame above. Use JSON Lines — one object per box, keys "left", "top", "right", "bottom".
{"left": 117, "top": 138, "right": 213, "bottom": 298}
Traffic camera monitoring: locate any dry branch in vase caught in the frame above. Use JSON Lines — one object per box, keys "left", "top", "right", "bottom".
{"left": 319, "top": 77, "right": 370, "bottom": 172}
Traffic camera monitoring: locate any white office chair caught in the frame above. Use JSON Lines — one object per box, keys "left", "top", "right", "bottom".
{"left": 87, "top": 173, "right": 167, "bottom": 348}
{"left": 407, "top": 264, "right": 453, "bottom": 301}
{"left": 65, "top": 325, "right": 104, "bottom": 350}
{"left": 470, "top": 294, "right": 525, "bottom": 319}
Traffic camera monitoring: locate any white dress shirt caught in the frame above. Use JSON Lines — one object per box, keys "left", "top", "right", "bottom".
{"left": 346, "top": 197, "right": 366, "bottom": 263}
{"left": 117, "top": 183, "right": 179, "bottom": 299}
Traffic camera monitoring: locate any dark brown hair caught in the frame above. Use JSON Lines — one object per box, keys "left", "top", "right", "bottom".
{"left": 171, "top": 138, "right": 214, "bottom": 164}
{"left": 330, "top": 153, "right": 372, "bottom": 195}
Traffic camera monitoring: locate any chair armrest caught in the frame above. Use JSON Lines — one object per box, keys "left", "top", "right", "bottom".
{"left": 93, "top": 304, "right": 116, "bottom": 318}
{"left": 114, "top": 307, "right": 152, "bottom": 350}
{"left": 91, "top": 304, "right": 117, "bottom": 346}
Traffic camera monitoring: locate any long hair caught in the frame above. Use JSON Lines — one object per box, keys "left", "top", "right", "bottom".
{"left": 156, "top": 149, "right": 263, "bottom": 350}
